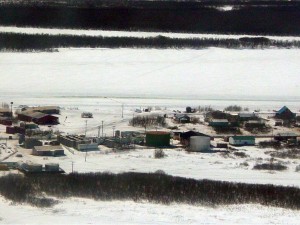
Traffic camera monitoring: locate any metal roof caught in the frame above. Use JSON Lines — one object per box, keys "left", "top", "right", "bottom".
{"left": 34, "top": 145, "right": 63, "bottom": 152}
{"left": 238, "top": 112, "right": 256, "bottom": 118}
{"left": 230, "top": 136, "right": 255, "bottom": 141}
{"left": 20, "top": 111, "right": 57, "bottom": 119}
{"left": 276, "top": 132, "right": 297, "bottom": 137}
{"left": 277, "top": 106, "right": 289, "bottom": 114}
{"left": 211, "top": 119, "right": 229, "bottom": 123}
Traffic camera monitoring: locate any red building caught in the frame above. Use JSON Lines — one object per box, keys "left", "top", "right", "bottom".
{"left": 18, "top": 111, "right": 59, "bottom": 125}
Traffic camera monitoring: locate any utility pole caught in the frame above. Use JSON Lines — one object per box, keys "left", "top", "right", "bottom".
{"left": 98, "top": 125, "right": 101, "bottom": 138}
{"left": 112, "top": 126, "right": 115, "bottom": 137}
{"left": 10, "top": 102, "right": 13, "bottom": 121}
{"left": 122, "top": 104, "right": 124, "bottom": 118}
{"left": 101, "top": 120, "right": 104, "bottom": 137}
{"left": 71, "top": 161, "right": 74, "bottom": 173}
{"left": 85, "top": 120, "right": 87, "bottom": 137}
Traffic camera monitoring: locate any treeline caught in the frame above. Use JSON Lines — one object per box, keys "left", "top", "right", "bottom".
{"left": 0, "top": 1, "right": 300, "bottom": 35}
{"left": 2, "top": 0, "right": 299, "bottom": 8}
{"left": 0, "top": 172, "right": 300, "bottom": 209}
{"left": 129, "top": 115, "right": 166, "bottom": 128}
{"left": 1, "top": 33, "right": 300, "bottom": 51}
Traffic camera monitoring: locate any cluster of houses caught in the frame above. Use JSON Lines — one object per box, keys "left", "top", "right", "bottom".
{"left": 0, "top": 104, "right": 299, "bottom": 162}
{"left": 17, "top": 106, "right": 60, "bottom": 125}
{"left": 5, "top": 106, "right": 60, "bottom": 135}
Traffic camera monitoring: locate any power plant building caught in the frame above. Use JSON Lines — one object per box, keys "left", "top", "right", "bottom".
{"left": 146, "top": 131, "right": 170, "bottom": 147}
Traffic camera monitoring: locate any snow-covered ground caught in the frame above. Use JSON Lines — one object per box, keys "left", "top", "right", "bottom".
{"left": 0, "top": 48, "right": 299, "bottom": 99}
{"left": 1, "top": 26, "right": 300, "bottom": 41}
{"left": 1, "top": 138, "right": 299, "bottom": 187}
{"left": 1, "top": 196, "right": 300, "bottom": 225}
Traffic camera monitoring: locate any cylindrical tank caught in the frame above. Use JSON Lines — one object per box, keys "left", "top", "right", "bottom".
{"left": 45, "top": 163, "right": 59, "bottom": 172}
{"left": 189, "top": 136, "right": 210, "bottom": 152}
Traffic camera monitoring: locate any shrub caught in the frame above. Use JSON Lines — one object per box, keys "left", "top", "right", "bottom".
{"left": 224, "top": 105, "right": 242, "bottom": 112}
{"left": 1, "top": 172, "right": 300, "bottom": 209}
{"left": 234, "top": 151, "right": 248, "bottom": 158}
{"left": 253, "top": 163, "right": 288, "bottom": 171}
{"left": 190, "top": 117, "right": 200, "bottom": 124}
{"left": 154, "top": 149, "right": 165, "bottom": 159}
{"left": 129, "top": 115, "right": 166, "bottom": 128}
{"left": 270, "top": 149, "right": 300, "bottom": 159}
{"left": 259, "top": 141, "right": 282, "bottom": 149}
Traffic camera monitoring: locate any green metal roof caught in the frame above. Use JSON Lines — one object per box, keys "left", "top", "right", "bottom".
{"left": 231, "top": 136, "right": 255, "bottom": 141}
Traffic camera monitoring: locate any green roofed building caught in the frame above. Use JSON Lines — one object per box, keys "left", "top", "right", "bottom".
{"left": 209, "top": 119, "right": 229, "bottom": 127}
{"left": 229, "top": 136, "right": 255, "bottom": 146}
{"left": 146, "top": 131, "right": 170, "bottom": 147}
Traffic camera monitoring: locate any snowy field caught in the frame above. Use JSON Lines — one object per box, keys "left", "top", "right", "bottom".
{"left": 0, "top": 48, "right": 299, "bottom": 99}
{"left": 1, "top": 26, "right": 300, "bottom": 41}
{"left": 0, "top": 196, "right": 300, "bottom": 225}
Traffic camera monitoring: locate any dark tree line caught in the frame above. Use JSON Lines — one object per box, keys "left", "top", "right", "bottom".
{"left": 129, "top": 115, "right": 166, "bottom": 128}
{"left": 1, "top": 33, "right": 300, "bottom": 51}
{"left": 0, "top": 172, "right": 300, "bottom": 209}
{"left": 0, "top": 1, "right": 300, "bottom": 35}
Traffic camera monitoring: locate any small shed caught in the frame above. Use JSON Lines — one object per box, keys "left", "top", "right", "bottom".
{"left": 274, "top": 132, "right": 297, "bottom": 142}
{"left": 81, "top": 112, "right": 93, "bottom": 118}
{"left": 238, "top": 112, "right": 257, "bottom": 121}
{"left": 275, "top": 119, "right": 283, "bottom": 126}
{"left": 229, "top": 136, "right": 255, "bottom": 146}
{"left": 245, "top": 120, "right": 265, "bottom": 128}
{"left": 0, "top": 117, "right": 12, "bottom": 126}
{"left": 146, "top": 131, "right": 170, "bottom": 147}
{"left": 174, "top": 114, "right": 190, "bottom": 123}
{"left": 0, "top": 108, "right": 12, "bottom": 117}
{"left": 209, "top": 119, "right": 229, "bottom": 127}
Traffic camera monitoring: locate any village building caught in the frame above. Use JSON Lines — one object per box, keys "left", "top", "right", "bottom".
{"left": 274, "top": 132, "right": 297, "bottom": 142}
{"left": 275, "top": 119, "right": 283, "bottom": 126}
{"left": 0, "top": 116, "right": 12, "bottom": 126}
{"left": 81, "top": 112, "right": 93, "bottom": 118}
{"left": 179, "top": 131, "right": 210, "bottom": 146}
{"left": 22, "top": 106, "right": 60, "bottom": 115}
{"left": 145, "top": 131, "right": 170, "bottom": 147}
{"left": 238, "top": 112, "right": 257, "bottom": 121}
{"left": 0, "top": 108, "right": 12, "bottom": 117}
{"left": 229, "top": 136, "right": 255, "bottom": 146}
{"left": 189, "top": 136, "right": 211, "bottom": 152}
{"left": 58, "top": 135, "right": 99, "bottom": 151}
{"left": 174, "top": 114, "right": 191, "bottom": 123}
{"left": 209, "top": 119, "right": 229, "bottom": 127}
{"left": 245, "top": 120, "right": 265, "bottom": 129}
{"left": 275, "top": 106, "right": 296, "bottom": 120}
{"left": 18, "top": 111, "right": 59, "bottom": 125}
{"left": 32, "top": 145, "right": 64, "bottom": 156}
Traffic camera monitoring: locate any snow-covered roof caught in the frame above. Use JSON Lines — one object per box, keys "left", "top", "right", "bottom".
{"left": 238, "top": 112, "right": 255, "bottom": 118}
